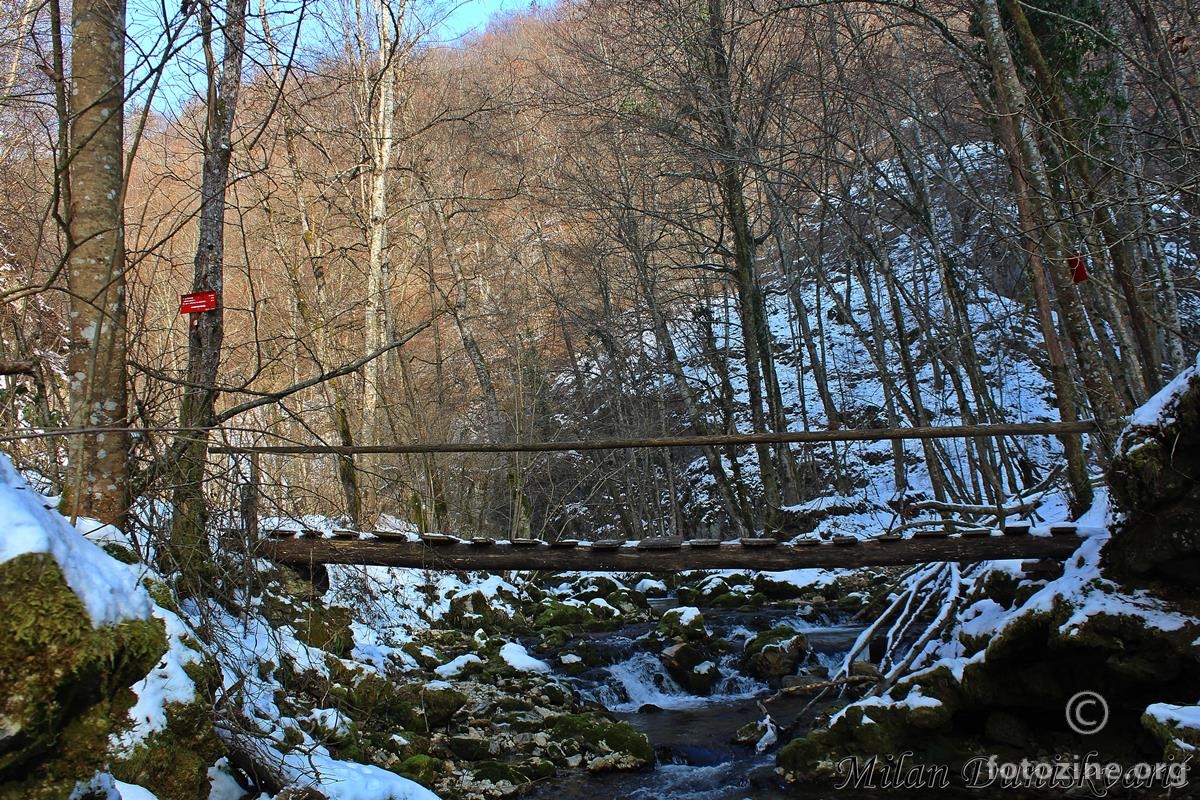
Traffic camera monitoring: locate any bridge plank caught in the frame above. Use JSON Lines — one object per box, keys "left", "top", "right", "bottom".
{"left": 260, "top": 533, "right": 1087, "bottom": 572}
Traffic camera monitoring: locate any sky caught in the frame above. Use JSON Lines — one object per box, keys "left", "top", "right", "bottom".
{"left": 436, "top": 0, "right": 531, "bottom": 42}
{"left": 126, "top": 0, "right": 541, "bottom": 114}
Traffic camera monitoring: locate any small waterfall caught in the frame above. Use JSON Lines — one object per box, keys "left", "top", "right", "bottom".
{"left": 575, "top": 652, "right": 766, "bottom": 713}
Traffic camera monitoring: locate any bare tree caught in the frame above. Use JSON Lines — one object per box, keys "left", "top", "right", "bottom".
{"left": 61, "top": 0, "right": 129, "bottom": 525}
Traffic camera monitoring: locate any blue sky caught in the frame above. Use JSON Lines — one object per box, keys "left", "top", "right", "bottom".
{"left": 127, "top": 0, "right": 540, "bottom": 114}
{"left": 436, "top": 0, "right": 531, "bottom": 41}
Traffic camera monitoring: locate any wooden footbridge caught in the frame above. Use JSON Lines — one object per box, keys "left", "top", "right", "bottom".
{"left": 258, "top": 523, "right": 1095, "bottom": 572}
{"left": 223, "top": 420, "right": 1100, "bottom": 573}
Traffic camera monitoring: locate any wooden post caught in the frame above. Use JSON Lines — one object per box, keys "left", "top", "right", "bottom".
{"left": 239, "top": 451, "right": 260, "bottom": 542}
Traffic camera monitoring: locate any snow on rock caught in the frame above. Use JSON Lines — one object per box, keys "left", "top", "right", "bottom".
{"left": 435, "top": 653, "right": 483, "bottom": 678}
{"left": 634, "top": 578, "right": 667, "bottom": 596}
{"left": 1146, "top": 702, "right": 1200, "bottom": 731}
{"left": 1126, "top": 352, "right": 1200, "bottom": 429}
{"left": 499, "top": 641, "right": 551, "bottom": 673}
{"left": 762, "top": 568, "right": 839, "bottom": 591}
{"left": 112, "top": 780, "right": 159, "bottom": 800}
{"left": 0, "top": 452, "right": 151, "bottom": 626}
{"left": 115, "top": 602, "right": 202, "bottom": 750}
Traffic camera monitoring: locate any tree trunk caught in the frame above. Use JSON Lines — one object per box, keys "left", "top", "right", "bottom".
{"left": 169, "top": 0, "right": 247, "bottom": 575}
{"left": 977, "top": 0, "right": 1093, "bottom": 513}
{"left": 61, "top": 0, "right": 128, "bottom": 526}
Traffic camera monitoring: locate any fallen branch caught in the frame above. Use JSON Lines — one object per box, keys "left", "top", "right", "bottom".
{"left": 764, "top": 674, "right": 877, "bottom": 703}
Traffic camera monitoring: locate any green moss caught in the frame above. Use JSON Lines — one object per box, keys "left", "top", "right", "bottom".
{"left": 420, "top": 686, "right": 467, "bottom": 730}
{"left": 548, "top": 712, "right": 653, "bottom": 765}
{"left": 535, "top": 600, "right": 593, "bottom": 629}
{"left": 570, "top": 575, "right": 621, "bottom": 602}
{"left": 395, "top": 754, "right": 445, "bottom": 787}
{"left": 293, "top": 603, "right": 354, "bottom": 658}
{"left": 743, "top": 627, "right": 808, "bottom": 680}
{"left": 657, "top": 607, "right": 708, "bottom": 642}
{"left": 447, "top": 735, "right": 492, "bottom": 760}
{"left": 519, "top": 757, "right": 556, "bottom": 780}
{"left": 472, "top": 760, "right": 528, "bottom": 786}
{"left": 332, "top": 675, "right": 424, "bottom": 731}
{"left": 101, "top": 543, "right": 140, "bottom": 565}
{"left": 447, "top": 590, "right": 512, "bottom": 631}
{"left": 605, "top": 589, "right": 649, "bottom": 615}
{"left": 0, "top": 553, "right": 167, "bottom": 797}
{"left": 110, "top": 698, "right": 224, "bottom": 800}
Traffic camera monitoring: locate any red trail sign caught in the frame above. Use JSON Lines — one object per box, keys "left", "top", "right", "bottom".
{"left": 179, "top": 290, "right": 218, "bottom": 314}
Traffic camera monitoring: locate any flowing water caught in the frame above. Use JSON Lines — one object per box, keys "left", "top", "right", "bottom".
{"left": 524, "top": 609, "right": 866, "bottom": 800}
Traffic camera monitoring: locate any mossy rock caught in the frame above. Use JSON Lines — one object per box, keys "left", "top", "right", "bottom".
{"left": 743, "top": 628, "right": 808, "bottom": 681}
{"left": 332, "top": 674, "right": 422, "bottom": 731}
{"left": 536, "top": 626, "right": 573, "bottom": 649}
{"left": 656, "top": 607, "right": 709, "bottom": 642}
{"left": 447, "top": 734, "right": 492, "bottom": 760}
{"left": 751, "top": 574, "right": 808, "bottom": 601}
{"left": 1142, "top": 708, "right": 1200, "bottom": 762}
{"left": 421, "top": 685, "right": 468, "bottom": 730}
{"left": 605, "top": 589, "right": 649, "bottom": 615}
{"left": 548, "top": 712, "right": 653, "bottom": 767}
{"left": 570, "top": 575, "right": 622, "bottom": 602}
{"left": 101, "top": 542, "right": 140, "bottom": 565}
{"left": 660, "top": 642, "right": 720, "bottom": 695}
{"left": 518, "top": 757, "right": 555, "bottom": 780}
{"left": 401, "top": 641, "right": 444, "bottom": 671}
{"left": 471, "top": 759, "right": 528, "bottom": 786}
{"left": 447, "top": 590, "right": 512, "bottom": 631}
{"left": 776, "top": 696, "right": 960, "bottom": 783}
{"left": 293, "top": 603, "right": 354, "bottom": 658}
{"left": 1108, "top": 367, "right": 1200, "bottom": 584}
{"left": 709, "top": 591, "right": 750, "bottom": 609}
{"left": 534, "top": 600, "right": 593, "bottom": 629}
{"left": 0, "top": 553, "right": 167, "bottom": 799}
{"left": 110, "top": 698, "right": 225, "bottom": 800}
{"left": 395, "top": 754, "right": 445, "bottom": 787}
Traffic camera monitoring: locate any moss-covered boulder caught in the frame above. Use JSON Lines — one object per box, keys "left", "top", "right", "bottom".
{"left": 776, "top": 688, "right": 957, "bottom": 782}
{"left": 395, "top": 753, "right": 445, "bottom": 787}
{"left": 659, "top": 642, "right": 720, "bottom": 695}
{"left": 1108, "top": 361, "right": 1200, "bottom": 585}
{"left": 656, "top": 606, "right": 709, "bottom": 642}
{"left": 534, "top": 600, "right": 593, "bottom": 629}
{"left": 446, "top": 589, "right": 512, "bottom": 631}
{"left": 293, "top": 603, "right": 355, "bottom": 658}
{"left": 743, "top": 627, "right": 808, "bottom": 682}
{"left": 569, "top": 575, "right": 622, "bottom": 602}
{"left": 0, "top": 553, "right": 167, "bottom": 800}
{"left": 110, "top": 697, "right": 224, "bottom": 800}
{"left": 547, "top": 712, "right": 653, "bottom": 771}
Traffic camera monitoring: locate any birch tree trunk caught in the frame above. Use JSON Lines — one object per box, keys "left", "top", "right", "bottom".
{"left": 360, "top": 0, "right": 404, "bottom": 450}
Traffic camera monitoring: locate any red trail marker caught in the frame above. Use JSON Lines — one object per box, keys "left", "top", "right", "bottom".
{"left": 1068, "top": 255, "right": 1089, "bottom": 284}
{"left": 179, "top": 290, "right": 218, "bottom": 314}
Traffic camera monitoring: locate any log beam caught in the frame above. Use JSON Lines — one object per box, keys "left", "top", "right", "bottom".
{"left": 259, "top": 530, "right": 1095, "bottom": 572}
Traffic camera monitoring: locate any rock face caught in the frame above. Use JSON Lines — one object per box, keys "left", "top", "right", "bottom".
{"left": 776, "top": 369, "right": 1200, "bottom": 788}
{"left": 0, "top": 553, "right": 167, "bottom": 799}
{"left": 1108, "top": 360, "right": 1200, "bottom": 584}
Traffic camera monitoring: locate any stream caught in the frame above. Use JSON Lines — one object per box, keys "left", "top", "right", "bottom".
{"left": 524, "top": 604, "right": 866, "bottom": 800}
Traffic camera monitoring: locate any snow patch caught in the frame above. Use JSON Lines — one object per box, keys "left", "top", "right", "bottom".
{"left": 0, "top": 453, "right": 151, "bottom": 627}
{"left": 500, "top": 641, "right": 551, "bottom": 673}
